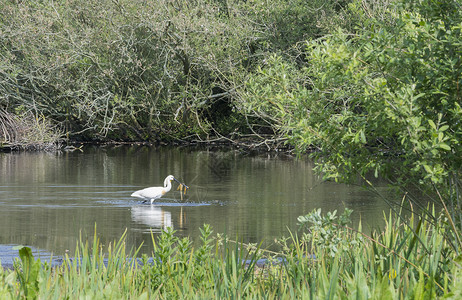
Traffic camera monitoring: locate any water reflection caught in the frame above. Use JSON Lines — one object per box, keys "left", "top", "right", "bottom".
{"left": 131, "top": 205, "right": 173, "bottom": 232}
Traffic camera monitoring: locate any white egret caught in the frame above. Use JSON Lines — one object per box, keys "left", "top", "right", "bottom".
{"left": 131, "top": 175, "right": 186, "bottom": 204}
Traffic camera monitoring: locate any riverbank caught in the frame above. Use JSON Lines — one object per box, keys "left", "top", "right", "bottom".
{"left": 0, "top": 136, "right": 295, "bottom": 154}
{"left": 1, "top": 210, "right": 460, "bottom": 299}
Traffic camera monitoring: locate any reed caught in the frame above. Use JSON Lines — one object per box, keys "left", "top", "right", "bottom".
{"left": 1, "top": 208, "right": 461, "bottom": 299}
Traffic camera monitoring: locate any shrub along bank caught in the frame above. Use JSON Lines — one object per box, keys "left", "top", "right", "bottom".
{"left": 0, "top": 0, "right": 367, "bottom": 145}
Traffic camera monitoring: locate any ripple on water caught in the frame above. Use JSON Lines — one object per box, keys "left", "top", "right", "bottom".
{"left": 94, "top": 198, "right": 224, "bottom": 207}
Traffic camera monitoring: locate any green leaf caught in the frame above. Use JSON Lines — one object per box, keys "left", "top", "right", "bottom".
{"left": 438, "top": 132, "right": 444, "bottom": 142}
{"left": 414, "top": 269, "right": 425, "bottom": 300}
{"left": 423, "top": 164, "right": 432, "bottom": 174}
{"left": 439, "top": 143, "right": 451, "bottom": 151}
{"left": 360, "top": 130, "right": 366, "bottom": 144}
{"left": 439, "top": 125, "right": 449, "bottom": 132}
{"left": 428, "top": 120, "right": 436, "bottom": 130}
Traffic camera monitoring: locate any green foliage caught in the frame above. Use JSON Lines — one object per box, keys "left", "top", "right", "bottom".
{"left": 240, "top": 0, "right": 351, "bottom": 53}
{"left": 0, "top": 209, "right": 461, "bottom": 298}
{"left": 443, "top": 255, "right": 462, "bottom": 299}
{"left": 241, "top": 0, "right": 462, "bottom": 215}
{"left": 0, "top": 0, "right": 254, "bottom": 140}
{"left": 298, "top": 208, "right": 355, "bottom": 257}
{"left": 13, "top": 246, "right": 42, "bottom": 299}
{"left": 0, "top": 0, "right": 354, "bottom": 143}
{"left": 283, "top": 207, "right": 459, "bottom": 299}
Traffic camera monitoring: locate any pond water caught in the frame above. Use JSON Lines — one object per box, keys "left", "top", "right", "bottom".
{"left": 0, "top": 146, "right": 396, "bottom": 266}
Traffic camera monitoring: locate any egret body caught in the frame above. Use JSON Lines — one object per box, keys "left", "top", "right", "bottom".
{"left": 131, "top": 175, "right": 181, "bottom": 204}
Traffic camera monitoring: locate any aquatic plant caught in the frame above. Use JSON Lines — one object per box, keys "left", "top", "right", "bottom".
{"left": 0, "top": 206, "right": 460, "bottom": 299}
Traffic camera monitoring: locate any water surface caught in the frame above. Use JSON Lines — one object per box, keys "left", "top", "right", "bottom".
{"left": 0, "top": 146, "right": 394, "bottom": 265}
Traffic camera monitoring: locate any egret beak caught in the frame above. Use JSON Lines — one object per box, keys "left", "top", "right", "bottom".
{"left": 174, "top": 177, "right": 189, "bottom": 189}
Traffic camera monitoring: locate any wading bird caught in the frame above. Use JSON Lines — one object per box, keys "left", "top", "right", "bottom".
{"left": 131, "top": 175, "right": 186, "bottom": 204}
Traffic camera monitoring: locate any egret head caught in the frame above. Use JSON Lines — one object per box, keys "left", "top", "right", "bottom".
{"left": 164, "top": 175, "right": 181, "bottom": 187}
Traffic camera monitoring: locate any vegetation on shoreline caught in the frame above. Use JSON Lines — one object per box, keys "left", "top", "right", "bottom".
{"left": 240, "top": 0, "right": 462, "bottom": 250}
{"left": 0, "top": 0, "right": 378, "bottom": 146}
{"left": 0, "top": 108, "right": 62, "bottom": 151}
{"left": 1, "top": 208, "right": 461, "bottom": 299}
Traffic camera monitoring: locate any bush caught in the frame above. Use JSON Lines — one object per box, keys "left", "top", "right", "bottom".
{"left": 0, "top": 108, "right": 62, "bottom": 150}
{"left": 240, "top": 0, "right": 462, "bottom": 223}
{"left": 0, "top": 0, "right": 256, "bottom": 141}
{"left": 1, "top": 0, "right": 356, "bottom": 143}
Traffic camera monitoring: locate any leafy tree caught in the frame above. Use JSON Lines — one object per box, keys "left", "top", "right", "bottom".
{"left": 1, "top": 0, "right": 355, "bottom": 143}
{"left": 241, "top": 0, "right": 462, "bottom": 218}
{"left": 0, "top": 0, "right": 257, "bottom": 140}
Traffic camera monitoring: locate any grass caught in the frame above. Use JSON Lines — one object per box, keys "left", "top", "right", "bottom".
{"left": 0, "top": 208, "right": 461, "bottom": 299}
